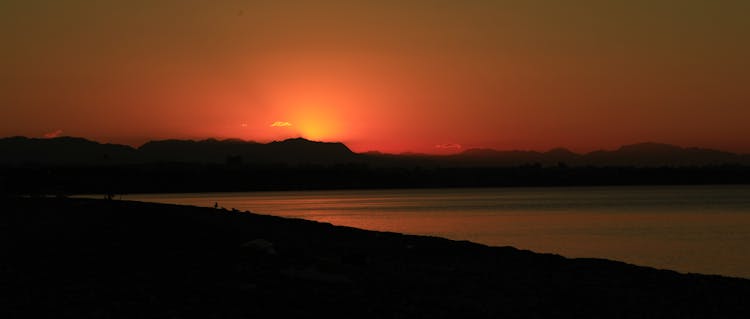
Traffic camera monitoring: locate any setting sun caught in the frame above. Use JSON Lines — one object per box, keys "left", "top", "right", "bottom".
{"left": 287, "top": 106, "right": 343, "bottom": 142}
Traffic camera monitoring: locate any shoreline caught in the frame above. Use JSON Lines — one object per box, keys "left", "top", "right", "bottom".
{"left": 4, "top": 197, "right": 750, "bottom": 318}
{"left": 114, "top": 185, "right": 750, "bottom": 279}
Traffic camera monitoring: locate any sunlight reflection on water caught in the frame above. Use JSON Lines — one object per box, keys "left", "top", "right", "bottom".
{"left": 123, "top": 185, "right": 750, "bottom": 278}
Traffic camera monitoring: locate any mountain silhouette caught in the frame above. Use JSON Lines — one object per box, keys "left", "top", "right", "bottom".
{"left": 139, "top": 137, "right": 355, "bottom": 165}
{"left": 1, "top": 136, "right": 748, "bottom": 167}
{"left": 0, "top": 136, "right": 357, "bottom": 166}
{"left": 448, "top": 149, "right": 549, "bottom": 166}
{"left": 446, "top": 143, "right": 747, "bottom": 167}
{"left": 582, "top": 142, "right": 744, "bottom": 167}
{"left": 0, "top": 136, "right": 137, "bottom": 165}
{"left": 138, "top": 138, "right": 259, "bottom": 164}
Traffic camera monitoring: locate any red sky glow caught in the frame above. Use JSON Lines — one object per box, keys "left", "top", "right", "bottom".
{"left": 2, "top": 0, "right": 749, "bottom": 154}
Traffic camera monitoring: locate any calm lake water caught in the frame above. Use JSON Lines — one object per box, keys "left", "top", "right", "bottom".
{"left": 123, "top": 185, "right": 750, "bottom": 278}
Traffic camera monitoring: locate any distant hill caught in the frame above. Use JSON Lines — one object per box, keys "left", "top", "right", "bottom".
{"left": 582, "top": 142, "right": 745, "bottom": 167}
{"left": 0, "top": 136, "right": 138, "bottom": 165}
{"left": 1, "top": 136, "right": 748, "bottom": 167}
{"left": 0, "top": 136, "right": 357, "bottom": 166}
{"left": 444, "top": 142, "right": 749, "bottom": 167}
{"left": 139, "top": 137, "right": 356, "bottom": 165}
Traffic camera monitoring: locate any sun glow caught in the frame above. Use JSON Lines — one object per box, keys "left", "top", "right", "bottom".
{"left": 292, "top": 111, "right": 340, "bottom": 141}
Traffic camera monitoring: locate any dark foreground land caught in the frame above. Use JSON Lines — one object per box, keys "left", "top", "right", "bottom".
{"left": 3, "top": 198, "right": 750, "bottom": 318}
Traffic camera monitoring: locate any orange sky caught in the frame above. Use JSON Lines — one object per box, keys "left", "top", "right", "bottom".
{"left": 2, "top": 0, "right": 749, "bottom": 154}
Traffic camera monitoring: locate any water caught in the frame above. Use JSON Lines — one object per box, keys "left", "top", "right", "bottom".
{"left": 123, "top": 185, "right": 750, "bottom": 278}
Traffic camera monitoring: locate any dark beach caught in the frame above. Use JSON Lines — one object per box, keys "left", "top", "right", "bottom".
{"left": 3, "top": 197, "right": 749, "bottom": 318}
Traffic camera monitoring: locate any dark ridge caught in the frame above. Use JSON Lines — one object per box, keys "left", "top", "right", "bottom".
{"left": 584, "top": 142, "right": 744, "bottom": 167}
{"left": 544, "top": 147, "right": 577, "bottom": 156}
{"left": 451, "top": 149, "right": 547, "bottom": 166}
{"left": 138, "top": 138, "right": 262, "bottom": 164}
{"left": 1, "top": 135, "right": 748, "bottom": 167}
{"left": 3, "top": 136, "right": 750, "bottom": 194}
{"left": 0, "top": 136, "right": 137, "bottom": 165}
{"left": 3, "top": 197, "right": 749, "bottom": 318}
{"left": 0, "top": 136, "right": 356, "bottom": 166}
{"left": 266, "top": 138, "right": 355, "bottom": 163}
{"left": 132, "top": 137, "right": 354, "bottom": 164}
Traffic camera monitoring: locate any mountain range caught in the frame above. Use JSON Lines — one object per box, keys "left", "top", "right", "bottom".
{"left": 1, "top": 136, "right": 749, "bottom": 167}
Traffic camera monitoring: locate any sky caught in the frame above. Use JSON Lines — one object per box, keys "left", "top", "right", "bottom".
{"left": 1, "top": 0, "right": 749, "bottom": 154}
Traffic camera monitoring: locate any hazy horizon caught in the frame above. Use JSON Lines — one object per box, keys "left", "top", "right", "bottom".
{"left": 5, "top": 133, "right": 750, "bottom": 156}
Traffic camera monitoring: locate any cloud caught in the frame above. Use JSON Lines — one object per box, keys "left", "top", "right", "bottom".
{"left": 435, "top": 143, "right": 462, "bottom": 150}
{"left": 270, "top": 121, "right": 292, "bottom": 127}
{"left": 43, "top": 129, "right": 64, "bottom": 138}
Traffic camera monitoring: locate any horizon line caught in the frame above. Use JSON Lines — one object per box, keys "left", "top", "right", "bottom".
{"left": 2, "top": 134, "right": 748, "bottom": 157}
